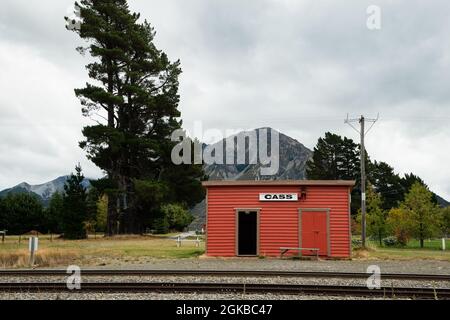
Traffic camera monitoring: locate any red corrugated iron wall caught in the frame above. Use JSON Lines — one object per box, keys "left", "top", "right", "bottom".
{"left": 206, "top": 185, "right": 351, "bottom": 258}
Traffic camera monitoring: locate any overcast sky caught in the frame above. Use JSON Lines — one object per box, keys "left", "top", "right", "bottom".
{"left": 0, "top": 0, "right": 449, "bottom": 199}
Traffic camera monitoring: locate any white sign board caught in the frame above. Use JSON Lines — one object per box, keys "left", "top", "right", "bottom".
{"left": 259, "top": 193, "right": 298, "bottom": 201}
{"left": 29, "top": 237, "right": 38, "bottom": 252}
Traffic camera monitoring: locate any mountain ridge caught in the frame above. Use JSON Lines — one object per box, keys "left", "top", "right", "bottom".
{"left": 203, "top": 128, "right": 313, "bottom": 181}
{"left": 0, "top": 175, "right": 91, "bottom": 204}
{"left": 1, "top": 128, "right": 448, "bottom": 219}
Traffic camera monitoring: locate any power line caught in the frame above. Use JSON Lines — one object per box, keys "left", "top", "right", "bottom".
{"left": 345, "top": 114, "right": 379, "bottom": 249}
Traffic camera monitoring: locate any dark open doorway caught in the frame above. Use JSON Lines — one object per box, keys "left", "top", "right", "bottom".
{"left": 237, "top": 211, "right": 258, "bottom": 256}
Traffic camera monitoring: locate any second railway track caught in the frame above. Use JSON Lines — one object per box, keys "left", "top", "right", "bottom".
{"left": 0, "top": 269, "right": 449, "bottom": 281}
{"left": 0, "top": 282, "right": 448, "bottom": 299}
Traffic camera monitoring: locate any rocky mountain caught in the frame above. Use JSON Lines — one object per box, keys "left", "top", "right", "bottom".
{"left": 436, "top": 194, "right": 450, "bottom": 208}
{"left": 0, "top": 176, "right": 91, "bottom": 205}
{"left": 204, "top": 128, "right": 313, "bottom": 181}
{"left": 189, "top": 128, "right": 313, "bottom": 230}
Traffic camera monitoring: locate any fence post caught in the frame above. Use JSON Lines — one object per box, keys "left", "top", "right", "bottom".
{"left": 177, "top": 236, "right": 181, "bottom": 247}
{"left": 29, "top": 237, "right": 38, "bottom": 267}
{"left": 442, "top": 238, "right": 446, "bottom": 251}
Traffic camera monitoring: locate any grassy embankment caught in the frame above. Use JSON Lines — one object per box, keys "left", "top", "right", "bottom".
{"left": 0, "top": 234, "right": 205, "bottom": 268}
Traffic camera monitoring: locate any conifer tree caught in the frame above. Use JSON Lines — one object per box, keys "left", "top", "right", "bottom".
{"left": 62, "top": 165, "right": 88, "bottom": 239}
{"left": 67, "top": 0, "right": 204, "bottom": 234}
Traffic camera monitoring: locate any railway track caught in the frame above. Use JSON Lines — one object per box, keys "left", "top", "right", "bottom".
{"left": 0, "top": 282, "right": 448, "bottom": 299}
{"left": 0, "top": 269, "right": 449, "bottom": 281}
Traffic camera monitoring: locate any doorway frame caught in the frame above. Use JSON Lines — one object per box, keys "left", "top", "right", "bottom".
{"left": 235, "top": 208, "right": 260, "bottom": 257}
{"left": 298, "top": 208, "right": 331, "bottom": 257}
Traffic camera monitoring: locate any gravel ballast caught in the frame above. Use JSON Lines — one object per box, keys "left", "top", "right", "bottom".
{"left": 72, "top": 257, "right": 450, "bottom": 275}
{"left": 0, "top": 291, "right": 396, "bottom": 300}
{"left": 0, "top": 275, "right": 449, "bottom": 289}
{"left": 1, "top": 258, "right": 448, "bottom": 300}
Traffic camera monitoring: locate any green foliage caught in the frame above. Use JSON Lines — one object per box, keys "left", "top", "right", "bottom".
{"left": 400, "top": 173, "right": 439, "bottom": 205}
{"left": 382, "top": 236, "right": 398, "bottom": 247}
{"left": 306, "top": 132, "right": 360, "bottom": 180}
{"left": 96, "top": 195, "right": 108, "bottom": 232}
{"left": 386, "top": 208, "right": 412, "bottom": 246}
{"left": 161, "top": 203, "right": 194, "bottom": 231}
{"left": 306, "top": 132, "right": 366, "bottom": 214}
{"left": 86, "top": 188, "right": 100, "bottom": 222}
{"left": 83, "top": 187, "right": 101, "bottom": 233}
{"left": 386, "top": 183, "right": 441, "bottom": 248}
{"left": 0, "top": 193, "right": 43, "bottom": 234}
{"left": 439, "top": 206, "right": 450, "bottom": 236}
{"left": 152, "top": 215, "right": 169, "bottom": 234}
{"left": 364, "top": 184, "right": 388, "bottom": 245}
{"left": 0, "top": 197, "right": 5, "bottom": 229}
{"left": 61, "top": 165, "right": 88, "bottom": 239}
{"left": 402, "top": 182, "right": 440, "bottom": 247}
{"left": 44, "top": 192, "right": 64, "bottom": 233}
{"left": 307, "top": 132, "right": 444, "bottom": 221}
{"left": 67, "top": 0, "right": 205, "bottom": 235}
{"left": 368, "top": 161, "right": 404, "bottom": 210}
{"left": 133, "top": 179, "right": 168, "bottom": 228}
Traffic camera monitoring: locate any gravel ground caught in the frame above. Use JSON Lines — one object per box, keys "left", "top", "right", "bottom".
{"left": 71, "top": 257, "right": 450, "bottom": 275}
{"left": 0, "top": 275, "right": 448, "bottom": 289}
{"left": 2, "top": 258, "right": 448, "bottom": 300}
{"left": 0, "top": 292, "right": 392, "bottom": 300}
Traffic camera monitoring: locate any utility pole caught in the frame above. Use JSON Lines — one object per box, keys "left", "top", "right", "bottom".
{"left": 345, "top": 114, "right": 379, "bottom": 248}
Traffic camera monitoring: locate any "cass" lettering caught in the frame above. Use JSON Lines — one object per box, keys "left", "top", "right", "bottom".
{"left": 264, "top": 194, "right": 293, "bottom": 200}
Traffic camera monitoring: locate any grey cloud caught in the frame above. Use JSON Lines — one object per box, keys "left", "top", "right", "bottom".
{"left": 0, "top": 0, "right": 449, "bottom": 198}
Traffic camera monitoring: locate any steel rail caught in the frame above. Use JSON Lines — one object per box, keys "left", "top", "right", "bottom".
{"left": 0, "top": 269, "right": 449, "bottom": 281}
{"left": 0, "top": 282, "right": 448, "bottom": 299}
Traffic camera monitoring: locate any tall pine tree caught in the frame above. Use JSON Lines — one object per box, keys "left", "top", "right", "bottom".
{"left": 368, "top": 161, "right": 404, "bottom": 210}
{"left": 306, "top": 132, "right": 363, "bottom": 214}
{"left": 67, "top": 0, "right": 204, "bottom": 234}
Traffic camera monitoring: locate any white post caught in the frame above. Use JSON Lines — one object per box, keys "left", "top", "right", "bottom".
{"left": 28, "top": 236, "right": 38, "bottom": 267}
{"left": 442, "top": 238, "right": 446, "bottom": 251}
{"left": 196, "top": 236, "right": 200, "bottom": 247}
{"left": 177, "top": 236, "right": 181, "bottom": 247}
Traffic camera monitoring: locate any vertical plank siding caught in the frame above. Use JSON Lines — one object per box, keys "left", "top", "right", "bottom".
{"left": 206, "top": 184, "right": 352, "bottom": 258}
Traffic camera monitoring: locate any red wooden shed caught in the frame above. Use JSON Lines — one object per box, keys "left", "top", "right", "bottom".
{"left": 202, "top": 180, "right": 355, "bottom": 259}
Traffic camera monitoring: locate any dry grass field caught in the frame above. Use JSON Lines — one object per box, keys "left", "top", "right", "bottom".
{"left": 1, "top": 234, "right": 449, "bottom": 268}
{"left": 0, "top": 234, "right": 205, "bottom": 268}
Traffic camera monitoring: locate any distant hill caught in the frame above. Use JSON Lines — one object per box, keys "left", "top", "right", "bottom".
{"left": 189, "top": 127, "right": 313, "bottom": 230}
{"left": 0, "top": 176, "right": 91, "bottom": 205}
{"left": 436, "top": 194, "right": 450, "bottom": 208}
{"left": 204, "top": 128, "right": 312, "bottom": 181}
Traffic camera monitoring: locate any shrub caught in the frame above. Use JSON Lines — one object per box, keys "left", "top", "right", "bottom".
{"left": 382, "top": 236, "right": 398, "bottom": 247}
{"left": 387, "top": 208, "right": 412, "bottom": 246}
{"left": 161, "top": 204, "right": 194, "bottom": 231}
